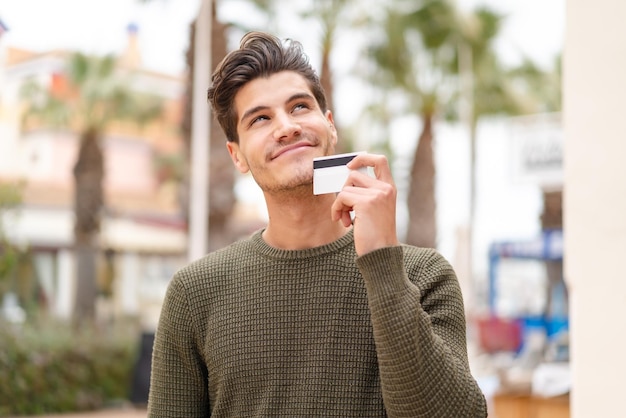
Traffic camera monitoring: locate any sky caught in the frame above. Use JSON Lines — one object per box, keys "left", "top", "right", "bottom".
{"left": 459, "top": 0, "right": 565, "bottom": 69}
{"left": 0, "top": 0, "right": 565, "bottom": 76}
{"left": 0, "top": 0, "right": 201, "bottom": 75}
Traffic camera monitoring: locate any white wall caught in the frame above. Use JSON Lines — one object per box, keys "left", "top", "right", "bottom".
{"left": 564, "top": 1, "right": 626, "bottom": 417}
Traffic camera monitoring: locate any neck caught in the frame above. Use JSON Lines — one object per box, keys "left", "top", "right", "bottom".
{"left": 262, "top": 191, "right": 350, "bottom": 250}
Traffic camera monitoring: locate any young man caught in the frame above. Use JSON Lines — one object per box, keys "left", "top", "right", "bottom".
{"left": 148, "top": 31, "right": 487, "bottom": 417}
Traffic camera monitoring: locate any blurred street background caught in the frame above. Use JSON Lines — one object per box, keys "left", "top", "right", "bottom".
{"left": 1, "top": 0, "right": 624, "bottom": 417}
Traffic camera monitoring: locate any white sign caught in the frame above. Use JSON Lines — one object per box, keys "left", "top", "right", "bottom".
{"left": 510, "top": 113, "right": 563, "bottom": 187}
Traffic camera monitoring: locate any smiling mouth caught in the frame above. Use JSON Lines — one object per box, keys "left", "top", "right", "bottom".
{"left": 270, "top": 142, "right": 314, "bottom": 160}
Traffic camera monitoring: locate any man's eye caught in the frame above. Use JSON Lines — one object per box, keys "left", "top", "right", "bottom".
{"left": 293, "top": 103, "right": 309, "bottom": 112}
{"left": 251, "top": 115, "right": 269, "bottom": 125}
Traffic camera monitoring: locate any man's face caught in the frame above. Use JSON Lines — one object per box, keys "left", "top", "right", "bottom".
{"left": 227, "top": 71, "right": 337, "bottom": 194}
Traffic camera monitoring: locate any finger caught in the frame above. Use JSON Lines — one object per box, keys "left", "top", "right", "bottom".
{"left": 341, "top": 211, "right": 352, "bottom": 227}
{"left": 331, "top": 199, "right": 353, "bottom": 222}
{"left": 331, "top": 202, "right": 354, "bottom": 227}
{"left": 343, "top": 170, "right": 379, "bottom": 190}
{"left": 346, "top": 153, "right": 394, "bottom": 184}
{"left": 341, "top": 175, "right": 397, "bottom": 207}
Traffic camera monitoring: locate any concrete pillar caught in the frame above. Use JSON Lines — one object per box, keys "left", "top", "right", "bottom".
{"left": 564, "top": 1, "right": 626, "bottom": 416}
{"left": 119, "top": 251, "right": 140, "bottom": 316}
{"left": 54, "top": 249, "right": 74, "bottom": 319}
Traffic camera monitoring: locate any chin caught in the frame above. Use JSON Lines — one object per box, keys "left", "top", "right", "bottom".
{"left": 264, "top": 173, "right": 314, "bottom": 194}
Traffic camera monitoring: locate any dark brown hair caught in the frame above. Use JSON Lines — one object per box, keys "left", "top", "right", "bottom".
{"left": 207, "top": 31, "right": 327, "bottom": 143}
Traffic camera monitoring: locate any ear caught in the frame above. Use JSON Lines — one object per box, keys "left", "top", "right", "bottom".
{"left": 226, "top": 141, "right": 250, "bottom": 174}
{"left": 325, "top": 110, "right": 338, "bottom": 147}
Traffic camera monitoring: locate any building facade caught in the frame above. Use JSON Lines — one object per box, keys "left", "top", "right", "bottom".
{"left": 0, "top": 26, "right": 187, "bottom": 326}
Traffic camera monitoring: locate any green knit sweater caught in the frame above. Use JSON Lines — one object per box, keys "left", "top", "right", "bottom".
{"left": 148, "top": 229, "right": 487, "bottom": 417}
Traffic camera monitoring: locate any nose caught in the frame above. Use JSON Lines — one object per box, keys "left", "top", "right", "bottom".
{"left": 273, "top": 112, "right": 301, "bottom": 141}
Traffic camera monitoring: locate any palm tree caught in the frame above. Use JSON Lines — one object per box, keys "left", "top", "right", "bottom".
{"left": 20, "top": 53, "right": 163, "bottom": 322}
{"left": 367, "top": 0, "right": 460, "bottom": 248}
{"left": 445, "top": 7, "right": 544, "bottom": 308}
{"left": 460, "top": 8, "right": 554, "bottom": 226}
{"left": 506, "top": 54, "right": 562, "bottom": 114}
{"left": 366, "top": 1, "right": 547, "bottom": 251}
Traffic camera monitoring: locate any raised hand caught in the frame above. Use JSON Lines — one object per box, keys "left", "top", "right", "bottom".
{"left": 331, "top": 153, "right": 400, "bottom": 256}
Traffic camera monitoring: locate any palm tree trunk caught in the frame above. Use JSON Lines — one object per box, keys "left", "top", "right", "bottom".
{"left": 406, "top": 113, "right": 436, "bottom": 248}
{"left": 73, "top": 128, "right": 104, "bottom": 321}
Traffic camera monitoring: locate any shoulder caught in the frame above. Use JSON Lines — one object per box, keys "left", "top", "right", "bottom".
{"left": 400, "top": 245, "right": 459, "bottom": 296}
{"left": 401, "top": 245, "right": 454, "bottom": 275}
{"left": 356, "top": 244, "right": 456, "bottom": 292}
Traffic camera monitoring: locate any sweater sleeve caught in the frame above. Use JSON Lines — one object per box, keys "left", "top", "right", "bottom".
{"left": 356, "top": 246, "right": 487, "bottom": 418}
{"left": 148, "top": 275, "right": 210, "bottom": 418}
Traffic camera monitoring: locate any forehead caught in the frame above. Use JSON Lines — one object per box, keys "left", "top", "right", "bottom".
{"left": 234, "top": 71, "right": 314, "bottom": 114}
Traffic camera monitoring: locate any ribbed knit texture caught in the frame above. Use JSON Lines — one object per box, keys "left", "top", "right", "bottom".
{"left": 148, "top": 229, "right": 487, "bottom": 417}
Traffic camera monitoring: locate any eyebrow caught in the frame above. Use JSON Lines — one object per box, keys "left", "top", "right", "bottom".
{"left": 239, "top": 92, "right": 316, "bottom": 126}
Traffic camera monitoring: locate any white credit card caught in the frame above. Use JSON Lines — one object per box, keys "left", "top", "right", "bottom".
{"left": 313, "top": 152, "right": 368, "bottom": 195}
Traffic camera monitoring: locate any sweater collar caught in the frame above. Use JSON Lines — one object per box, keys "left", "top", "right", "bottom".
{"left": 250, "top": 228, "right": 355, "bottom": 260}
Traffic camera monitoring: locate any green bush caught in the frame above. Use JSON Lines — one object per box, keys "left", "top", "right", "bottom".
{"left": 0, "top": 318, "right": 141, "bottom": 416}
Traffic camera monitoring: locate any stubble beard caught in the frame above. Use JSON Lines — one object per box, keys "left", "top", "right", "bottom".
{"left": 254, "top": 157, "right": 314, "bottom": 197}
{"left": 253, "top": 138, "right": 333, "bottom": 197}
